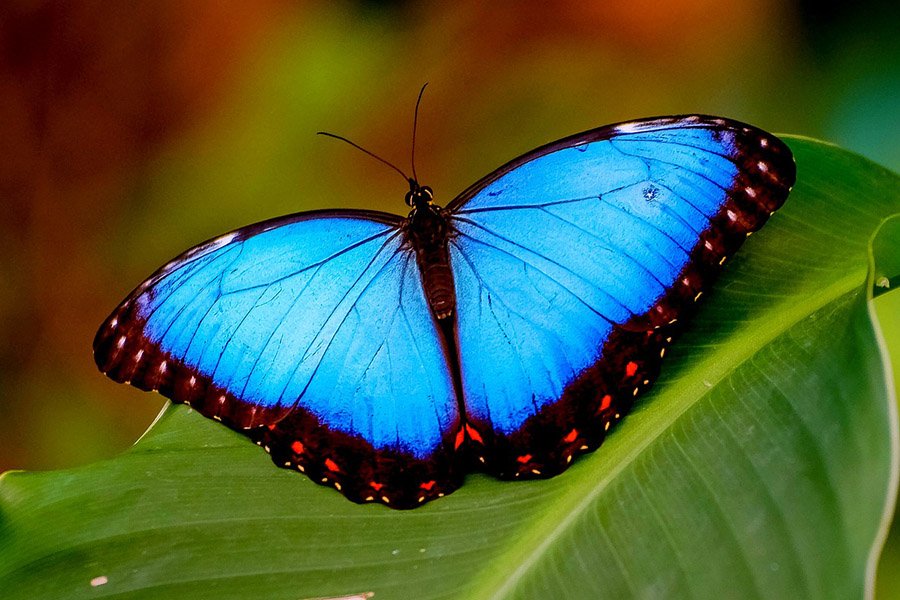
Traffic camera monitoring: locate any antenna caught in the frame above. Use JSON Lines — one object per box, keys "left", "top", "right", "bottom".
{"left": 411, "top": 82, "right": 428, "bottom": 183}
{"left": 316, "top": 131, "right": 410, "bottom": 184}
{"left": 317, "top": 85, "right": 431, "bottom": 188}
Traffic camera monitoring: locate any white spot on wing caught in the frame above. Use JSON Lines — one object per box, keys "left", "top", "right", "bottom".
{"left": 614, "top": 121, "right": 643, "bottom": 134}
{"left": 212, "top": 232, "right": 237, "bottom": 248}
{"left": 117, "top": 336, "right": 126, "bottom": 349}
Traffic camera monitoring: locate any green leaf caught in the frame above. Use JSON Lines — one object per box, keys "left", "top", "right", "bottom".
{"left": 1, "top": 137, "right": 898, "bottom": 600}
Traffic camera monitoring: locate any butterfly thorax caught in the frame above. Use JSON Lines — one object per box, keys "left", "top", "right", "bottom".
{"left": 403, "top": 182, "right": 456, "bottom": 320}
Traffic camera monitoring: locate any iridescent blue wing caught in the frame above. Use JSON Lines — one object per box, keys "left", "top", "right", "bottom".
{"left": 446, "top": 116, "right": 795, "bottom": 478}
{"left": 94, "top": 211, "right": 462, "bottom": 508}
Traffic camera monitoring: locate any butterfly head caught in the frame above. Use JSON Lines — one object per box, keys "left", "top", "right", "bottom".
{"left": 403, "top": 178, "right": 448, "bottom": 251}
{"left": 405, "top": 179, "right": 436, "bottom": 210}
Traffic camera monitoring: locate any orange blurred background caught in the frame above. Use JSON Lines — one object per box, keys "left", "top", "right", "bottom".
{"left": 1, "top": 0, "right": 898, "bottom": 586}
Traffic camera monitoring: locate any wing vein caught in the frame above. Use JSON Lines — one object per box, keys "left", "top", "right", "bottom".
{"left": 453, "top": 217, "right": 632, "bottom": 323}
{"left": 275, "top": 232, "right": 405, "bottom": 408}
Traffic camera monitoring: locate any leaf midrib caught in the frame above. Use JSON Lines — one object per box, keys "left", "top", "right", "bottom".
{"left": 475, "top": 268, "right": 869, "bottom": 599}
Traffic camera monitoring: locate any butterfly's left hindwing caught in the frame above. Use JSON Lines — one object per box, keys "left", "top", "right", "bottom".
{"left": 446, "top": 116, "right": 795, "bottom": 478}
{"left": 94, "top": 212, "right": 463, "bottom": 508}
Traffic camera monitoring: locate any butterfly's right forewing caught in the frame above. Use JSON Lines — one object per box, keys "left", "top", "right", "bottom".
{"left": 446, "top": 116, "right": 795, "bottom": 478}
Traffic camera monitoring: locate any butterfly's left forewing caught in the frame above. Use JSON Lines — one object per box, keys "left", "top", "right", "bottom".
{"left": 95, "top": 212, "right": 463, "bottom": 507}
{"left": 446, "top": 116, "right": 795, "bottom": 478}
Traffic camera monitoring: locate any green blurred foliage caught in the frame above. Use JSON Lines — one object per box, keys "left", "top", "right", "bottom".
{"left": 0, "top": 0, "right": 898, "bottom": 595}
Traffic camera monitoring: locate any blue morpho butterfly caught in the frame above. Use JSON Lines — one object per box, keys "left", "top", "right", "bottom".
{"left": 94, "top": 100, "right": 795, "bottom": 509}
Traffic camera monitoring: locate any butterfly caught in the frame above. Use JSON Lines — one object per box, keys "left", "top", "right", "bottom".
{"left": 94, "top": 113, "right": 795, "bottom": 509}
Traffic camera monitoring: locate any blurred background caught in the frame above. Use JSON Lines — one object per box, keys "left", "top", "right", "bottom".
{"left": 1, "top": 0, "right": 898, "bottom": 593}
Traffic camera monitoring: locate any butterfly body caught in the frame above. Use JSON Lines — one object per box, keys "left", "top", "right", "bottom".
{"left": 403, "top": 183, "right": 457, "bottom": 320}
{"left": 95, "top": 115, "right": 795, "bottom": 508}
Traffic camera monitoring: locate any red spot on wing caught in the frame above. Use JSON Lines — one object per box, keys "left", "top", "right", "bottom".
{"left": 454, "top": 427, "right": 465, "bottom": 449}
{"left": 291, "top": 441, "right": 305, "bottom": 455}
{"left": 465, "top": 424, "right": 484, "bottom": 444}
{"left": 369, "top": 481, "right": 384, "bottom": 491}
{"left": 625, "top": 361, "right": 638, "bottom": 377}
{"left": 563, "top": 429, "right": 578, "bottom": 443}
{"left": 599, "top": 394, "right": 612, "bottom": 412}
{"left": 420, "top": 480, "right": 436, "bottom": 490}
{"left": 516, "top": 454, "right": 533, "bottom": 464}
{"left": 324, "top": 458, "right": 340, "bottom": 472}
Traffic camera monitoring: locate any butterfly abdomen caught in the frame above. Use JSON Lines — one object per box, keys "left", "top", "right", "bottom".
{"left": 416, "top": 248, "right": 455, "bottom": 319}
{"left": 405, "top": 204, "right": 456, "bottom": 319}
